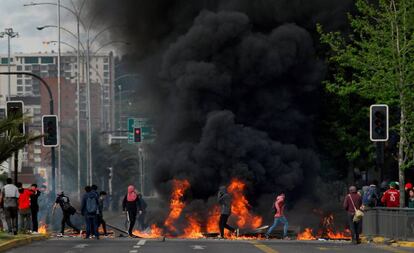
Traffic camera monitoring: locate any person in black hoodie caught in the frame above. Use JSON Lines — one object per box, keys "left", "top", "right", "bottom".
{"left": 30, "top": 184, "right": 41, "bottom": 234}
{"left": 122, "top": 185, "right": 142, "bottom": 237}
{"left": 81, "top": 186, "right": 100, "bottom": 239}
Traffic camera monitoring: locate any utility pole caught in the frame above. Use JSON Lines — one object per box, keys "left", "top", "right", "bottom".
{"left": 57, "top": 0, "right": 62, "bottom": 191}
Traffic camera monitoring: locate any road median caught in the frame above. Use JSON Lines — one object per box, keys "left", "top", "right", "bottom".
{"left": 0, "top": 233, "right": 48, "bottom": 252}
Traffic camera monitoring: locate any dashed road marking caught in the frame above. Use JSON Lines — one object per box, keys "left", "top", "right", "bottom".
{"left": 73, "top": 244, "right": 88, "bottom": 249}
{"left": 191, "top": 245, "right": 206, "bottom": 250}
{"left": 129, "top": 250, "right": 138, "bottom": 253}
{"left": 137, "top": 239, "right": 146, "bottom": 245}
{"left": 133, "top": 245, "right": 141, "bottom": 248}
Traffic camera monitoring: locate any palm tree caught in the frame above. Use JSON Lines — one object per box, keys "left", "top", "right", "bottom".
{"left": 0, "top": 116, "right": 41, "bottom": 164}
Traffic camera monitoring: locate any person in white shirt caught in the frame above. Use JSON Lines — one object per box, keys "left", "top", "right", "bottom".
{"left": 1, "top": 178, "right": 19, "bottom": 235}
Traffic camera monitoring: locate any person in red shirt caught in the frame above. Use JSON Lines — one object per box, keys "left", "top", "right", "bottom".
{"left": 381, "top": 182, "right": 400, "bottom": 207}
{"left": 343, "top": 186, "right": 363, "bottom": 244}
{"left": 265, "top": 193, "right": 289, "bottom": 240}
{"left": 17, "top": 183, "right": 33, "bottom": 234}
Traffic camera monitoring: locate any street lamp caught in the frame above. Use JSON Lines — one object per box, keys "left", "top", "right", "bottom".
{"left": 0, "top": 28, "right": 19, "bottom": 100}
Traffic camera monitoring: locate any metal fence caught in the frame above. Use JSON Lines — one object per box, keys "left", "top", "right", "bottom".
{"left": 363, "top": 207, "right": 414, "bottom": 240}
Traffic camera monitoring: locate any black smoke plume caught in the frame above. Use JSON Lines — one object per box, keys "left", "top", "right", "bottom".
{"left": 84, "top": 0, "right": 352, "bottom": 215}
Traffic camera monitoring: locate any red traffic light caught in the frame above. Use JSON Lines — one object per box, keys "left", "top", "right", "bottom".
{"left": 135, "top": 129, "right": 141, "bottom": 134}
{"left": 134, "top": 127, "right": 142, "bottom": 142}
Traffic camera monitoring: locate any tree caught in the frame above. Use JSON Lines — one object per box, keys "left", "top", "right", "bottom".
{"left": 318, "top": 0, "right": 414, "bottom": 206}
{"left": 0, "top": 116, "right": 41, "bottom": 164}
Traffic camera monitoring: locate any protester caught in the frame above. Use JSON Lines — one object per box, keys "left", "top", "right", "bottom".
{"left": 408, "top": 189, "right": 414, "bottom": 208}
{"left": 30, "top": 184, "right": 41, "bottom": 234}
{"left": 381, "top": 182, "right": 400, "bottom": 207}
{"left": 122, "top": 185, "right": 142, "bottom": 237}
{"left": 362, "top": 182, "right": 379, "bottom": 208}
{"left": 17, "top": 183, "right": 32, "bottom": 234}
{"left": 405, "top": 183, "right": 413, "bottom": 207}
{"left": 98, "top": 191, "right": 108, "bottom": 236}
{"left": 343, "top": 186, "right": 363, "bottom": 244}
{"left": 81, "top": 186, "right": 100, "bottom": 239}
{"left": 137, "top": 193, "right": 147, "bottom": 231}
{"left": 265, "top": 193, "right": 289, "bottom": 240}
{"left": 217, "top": 186, "right": 237, "bottom": 239}
{"left": 52, "top": 192, "right": 80, "bottom": 237}
{"left": 1, "top": 178, "right": 19, "bottom": 235}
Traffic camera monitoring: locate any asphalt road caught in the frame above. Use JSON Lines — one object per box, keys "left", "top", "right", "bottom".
{"left": 7, "top": 238, "right": 414, "bottom": 253}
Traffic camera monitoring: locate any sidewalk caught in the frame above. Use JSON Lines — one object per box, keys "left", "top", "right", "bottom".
{"left": 0, "top": 233, "right": 48, "bottom": 252}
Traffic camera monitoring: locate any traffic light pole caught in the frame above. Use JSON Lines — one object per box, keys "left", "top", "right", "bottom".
{"left": 0, "top": 72, "right": 55, "bottom": 195}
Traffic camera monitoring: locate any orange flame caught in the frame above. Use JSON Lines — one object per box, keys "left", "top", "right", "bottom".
{"left": 181, "top": 216, "right": 204, "bottom": 238}
{"left": 297, "top": 228, "right": 316, "bottom": 240}
{"left": 38, "top": 223, "right": 47, "bottom": 235}
{"left": 133, "top": 224, "right": 163, "bottom": 238}
{"left": 164, "top": 179, "right": 190, "bottom": 232}
{"left": 206, "top": 205, "right": 221, "bottom": 233}
{"left": 227, "top": 179, "right": 262, "bottom": 229}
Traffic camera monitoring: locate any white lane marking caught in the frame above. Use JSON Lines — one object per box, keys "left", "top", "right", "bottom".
{"left": 133, "top": 246, "right": 141, "bottom": 248}
{"left": 129, "top": 251, "right": 138, "bottom": 253}
{"left": 137, "top": 239, "right": 146, "bottom": 245}
{"left": 191, "top": 245, "right": 206, "bottom": 250}
{"left": 73, "top": 244, "right": 88, "bottom": 249}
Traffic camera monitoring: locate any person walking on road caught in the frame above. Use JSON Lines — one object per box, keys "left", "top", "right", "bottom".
{"left": 52, "top": 192, "right": 80, "bottom": 237}
{"left": 30, "top": 184, "right": 41, "bottom": 234}
{"left": 381, "top": 182, "right": 400, "bottom": 207}
{"left": 343, "top": 186, "right": 363, "bottom": 244}
{"left": 217, "top": 186, "right": 237, "bottom": 239}
{"left": 265, "top": 193, "right": 289, "bottom": 240}
{"left": 98, "top": 191, "right": 108, "bottom": 236}
{"left": 137, "top": 193, "right": 147, "bottom": 231}
{"left": 122, "top": 185, "right": 142, "bottom": 237}
{"left": 1, "top": 178, "right": 19, "bottom": 235}
{"left": 17, "top": 183, "right": 32, "bottom": 234}
{"left": 81, "top": 186, "right": 100, "bottom": 239}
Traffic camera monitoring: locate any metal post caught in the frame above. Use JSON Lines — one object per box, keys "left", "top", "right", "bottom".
{"left": 76, "top": 15, "right": 81, "bottom": 199}
{"left": 57, "top": 0, "right": 62, "bottom": 192}
{"left": 86, "top": 38, "right": 93, "bottom": 185}
{"left": 7, "top": 35, "right": 10, "bottom": 100}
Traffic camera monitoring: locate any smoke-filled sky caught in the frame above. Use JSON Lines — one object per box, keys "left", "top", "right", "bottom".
{"left": 85, "top": 0, "right": 352, "bottom": 206}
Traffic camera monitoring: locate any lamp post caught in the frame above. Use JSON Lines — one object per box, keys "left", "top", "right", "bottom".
{"left": 0, "top": 28, "right": 19, "bottom": 100}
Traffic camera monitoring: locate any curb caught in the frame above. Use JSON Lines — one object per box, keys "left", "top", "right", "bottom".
{"left": 0, "top": 235, "right": 48, "bottom": 252}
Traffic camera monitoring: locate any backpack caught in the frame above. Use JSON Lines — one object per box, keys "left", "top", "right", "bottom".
{"left": 363, "top": 187, "right": 377, "bottom": 207}
{"left": 61, "top": 196, "right": 76, "bottom": 215}
{"left": 86, "top": 195, "right": 98, "bottom": 214}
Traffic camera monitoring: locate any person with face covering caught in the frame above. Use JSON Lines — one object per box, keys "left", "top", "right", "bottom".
{"left": 122, "top": 185, "right": 142, "bottom": 237}
{"left": 217, "top": 186, "right": 237, "bottom": 238}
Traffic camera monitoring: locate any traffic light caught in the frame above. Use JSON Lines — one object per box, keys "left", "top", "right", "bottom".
{"left": 42, "top": 115, "right": 59, "bottom": 147}
{"left": 370, "top": 104, "right": 388, "bottom": 141}
{"left": 134, "top": 127, "right": 142, "bottom": 142}
{"left": 6, "top": 101, "right": 25, "bottom": 134}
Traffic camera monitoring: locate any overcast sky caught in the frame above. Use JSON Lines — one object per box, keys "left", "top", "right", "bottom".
{"left": 0, "top": 0, "right": 115, "bottom": 55}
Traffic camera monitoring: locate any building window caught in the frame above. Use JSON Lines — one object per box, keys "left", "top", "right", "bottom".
{"left": 103, "top": 72, "right": 109, "bottom": 77}
{"left": 16, "top": 65, "right": 22, "bottom": 71}
{"left": 1, "top": 58, "right": 10, "bottom": 64}
{"left": 25, "top": 79, "right": 31, "bottom": 85}
{"left": 17, "top": 87, "right": 23, "bottom": 92}
{"left": 24, "top": 65, "right": 32, "bottom": 71}
{"left": 40, "top": 72, "right": 48, "bottom": 78}
{"left": 25, "top": 57, "right": 38, "bottom": 64}
{"left": 17, "top": 79, "right": 23, "bottom": 85}
{"left": 103, "top": 57, "right": 109, "bottom": 63}
{"left": 17, "top": 74, "right": 22, "bottom": 78}
{"left": 40, "top": 65, "right": 48, "bottom": 71}
{"left": 32, "top": 64, "right": 40, "bottom": 71}
{"left": 25, "top": 86, "right": 32, "bottom": 91}
{"left": 103, "top": 64, "right": 109, "bottom": 70}
{"left": 41, "top": 57, "right": 53, "bottom": 64}
{"left": 104, "top": 78, "right": 109, "bottom": 84}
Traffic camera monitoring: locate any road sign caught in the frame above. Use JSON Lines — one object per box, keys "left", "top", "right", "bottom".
{"left": 127, "top": 118, "right": 156, "bottom": 144}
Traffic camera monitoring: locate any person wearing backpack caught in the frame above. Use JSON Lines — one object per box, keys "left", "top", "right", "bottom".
{"left": 81, "top": 186, "right": 100, "bottom": 239}
{"left": 52, "top": 192, "right": 80, "bottom": 237}
{"left": 362, "top": 182, "right": 379, "bottom": 208}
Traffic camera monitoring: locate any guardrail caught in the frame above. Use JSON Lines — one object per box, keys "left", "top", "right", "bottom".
{"left": 363, "top": 207, "right": 414, "bottom": 240}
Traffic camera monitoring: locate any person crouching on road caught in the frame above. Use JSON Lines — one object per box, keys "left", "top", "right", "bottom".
{"left": 122, "top": 185, "right": 142, "bottom": 237}
{"left": 265, "top": 193, "right": 289, "bottom": 240}
{"left": 217, "top": 186, "right": 237, "bottom": 239}
{"left": 343, "top": 186, "right": 363, "bottom": 244}
{"left": 17, "top": 183, "right": 32, "bottom": 234}
{"left": 81, "top": 186, "right": 100, "bottom": 239}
